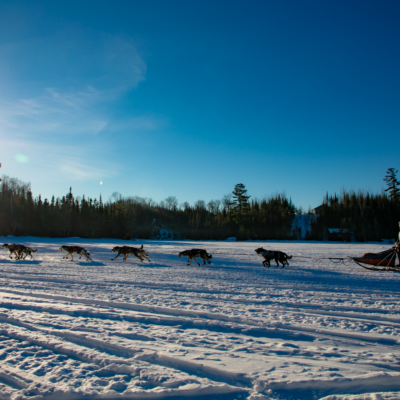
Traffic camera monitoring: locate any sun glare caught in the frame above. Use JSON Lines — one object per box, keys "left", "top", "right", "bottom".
{"left": 15, "top": 154, "right": 29, "bottom": 163}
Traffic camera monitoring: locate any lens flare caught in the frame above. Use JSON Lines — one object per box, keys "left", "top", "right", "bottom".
{"left": 15, "top": 154, "right": 29, "bottom": 163}
{"left": 100, "top": 181, "right": 103, "bottom": 185}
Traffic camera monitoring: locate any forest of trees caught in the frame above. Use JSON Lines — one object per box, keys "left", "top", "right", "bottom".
{"left": 307, "top": 189, "right": 400, "bottom": 241}
{"left": 307, "top": 168, "right": 400, "bottom": 241}
{"left": 1, "top": 168, "right": 399, "bottom": 242}
{"left": 0, "top": 178, "right": 296, "bottom": 240}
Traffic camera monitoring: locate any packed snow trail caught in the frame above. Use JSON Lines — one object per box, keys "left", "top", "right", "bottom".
{"left": 0, "top": 237, "right": 400, "bottom": 400}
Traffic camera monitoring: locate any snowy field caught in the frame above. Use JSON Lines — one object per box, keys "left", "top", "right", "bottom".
{"left": 0, "top": 238, "right": 400, "bottom": 400}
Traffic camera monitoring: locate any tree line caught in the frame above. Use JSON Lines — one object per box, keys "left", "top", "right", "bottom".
{"left": 1, "top": 168, "right": 399, "bottom": 241}
{"left": 0, "top": 177, "right": 296, "bottom": 240}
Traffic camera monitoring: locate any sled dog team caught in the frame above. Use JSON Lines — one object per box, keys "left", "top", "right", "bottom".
{"left": 1, "top": 243, "right": 292, "bottom": 268}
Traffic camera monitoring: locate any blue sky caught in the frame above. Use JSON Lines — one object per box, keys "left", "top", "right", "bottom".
{"left": 0, "top": 0, "right": 399, "bottom": 210}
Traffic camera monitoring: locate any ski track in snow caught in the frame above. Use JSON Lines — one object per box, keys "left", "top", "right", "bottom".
{"left": 0, "top": 238, "right": 400, "bottom": 399}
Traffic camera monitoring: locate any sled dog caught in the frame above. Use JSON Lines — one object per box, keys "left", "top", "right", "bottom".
{"left": 59, "top": 245, "right": 92, "bottom": 261}
{"left": 2, "top": 243, "right": 24, "bottom": 259}
{"left": 111, "top": 245, "right": 151, "bottom": 263}
{"left": 178, "top": 249, "right": 212, "bottom": 266}
{"left": 16, "top": 245, "right": 38, "bottom": 260}
{"left": 255, "top": 247, "right": 292, "bottom": 268}
{"left": 111, "top": 246, "right": 130, "bottom": 261}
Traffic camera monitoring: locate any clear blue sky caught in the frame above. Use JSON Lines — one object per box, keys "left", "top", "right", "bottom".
{"left": 0, "top": 0, "right": 399, "bottom": 210}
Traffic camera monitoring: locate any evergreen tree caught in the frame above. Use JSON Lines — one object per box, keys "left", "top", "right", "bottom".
{"left": 384, "top": 168, "right": 400, "bottom": 201}
{"left": 231, "top": 183, "right": 251, "bottom": 225}
{"left": 66, "top": 187, "right": 74, "bottom": 209}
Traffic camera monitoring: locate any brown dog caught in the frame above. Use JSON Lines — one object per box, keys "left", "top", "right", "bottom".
{"left": 111, "top": 245, "right": 151, "bottom": 263}
{"left": 60, "top": 245, "right": 92, "bottom": 261}
{"left": 178, "top": 249, "right": 212, "bottom": 266}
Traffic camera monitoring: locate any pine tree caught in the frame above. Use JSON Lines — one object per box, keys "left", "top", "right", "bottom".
{"left": 66, "top": 187, "right": 74, "bottom": 210}
{"left": 383, "top": 168, "right": 400, "bottom": 201}
{"left": 231, "top": 183, "right": 251, "bottom": 225}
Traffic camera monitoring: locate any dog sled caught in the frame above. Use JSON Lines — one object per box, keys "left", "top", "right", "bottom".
{"left": 320, "top": 246, "right": 400, "bottom": 272}
{"left": 350, "top": 246, "right": 400, "bottom": 271}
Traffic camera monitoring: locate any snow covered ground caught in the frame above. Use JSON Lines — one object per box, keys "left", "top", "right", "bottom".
{"left": 0, "top": 237, "right": 400, "bottom": 400}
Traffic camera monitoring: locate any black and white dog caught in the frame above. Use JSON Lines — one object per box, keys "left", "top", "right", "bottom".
{"left": 255, "top": 247, "right": 292, "bottom": 268}
{"left": 60, "top": 245, "right": 92, "bottom": 261}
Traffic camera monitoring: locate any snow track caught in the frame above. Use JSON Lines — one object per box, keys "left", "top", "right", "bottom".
{"left": 1, "top": 238, "right": 400, "bottom": 399}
